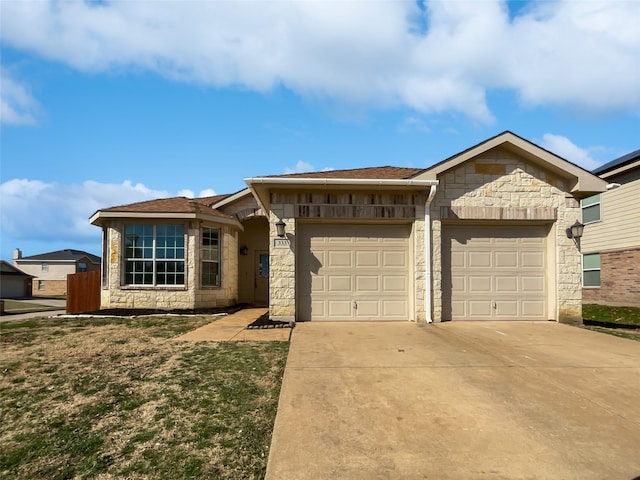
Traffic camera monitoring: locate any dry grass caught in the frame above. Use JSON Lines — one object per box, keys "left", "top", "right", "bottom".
{"left": 0, "top": 315, "right": 289, "bottom": 479}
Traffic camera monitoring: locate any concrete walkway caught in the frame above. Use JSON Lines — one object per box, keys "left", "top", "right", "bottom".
{"left": 177, "top": 308, "right": 291, "bottom": 342}
{"left": 266, "top": 321, "right": 640, "bottom": 480}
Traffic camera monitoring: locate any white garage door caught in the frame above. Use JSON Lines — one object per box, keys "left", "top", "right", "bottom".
{"left": 297, "top": 224, "right": 411, "bottom": 321}
{"left": 443, "top": 225, "right": 548, "bottom": 321}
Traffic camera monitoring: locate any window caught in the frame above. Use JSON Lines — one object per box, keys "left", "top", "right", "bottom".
{"left": 202, "top": 227, "right": 221, "bottom": 287}
{"left": 583, "top": 253, "right": 601, "bottom": 287}
{"left": 41, "top": 263, "right": 49, "bottom": 272}
{"left": 78, "top": 262, "right": 88, "bottom": 273}
{"left": 124, "top": 224, "right": 185, "bottom": 286}
{"left": 38, "top": 280, "right": 45, "bottom": 290}
{"left": 581, "top": 194, "right": 601, "bottom": 224}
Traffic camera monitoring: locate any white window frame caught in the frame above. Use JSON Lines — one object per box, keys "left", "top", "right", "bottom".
{"left": 38, "top": 280, "right": 45, "bottom": 290}
{"left": 581, "top": 194, "right": 601, "bottom": 224}
{"left": 582, "top": 253, "right": 601, "bottom": 288}
{"left": 41, "top": 262, "right": 49, "bottom": 272}
{"left": 123, "top": 224, "right": 186, "bottom": 287}
{"left": 201, "top": 227, "right": 221, "bottom": 287}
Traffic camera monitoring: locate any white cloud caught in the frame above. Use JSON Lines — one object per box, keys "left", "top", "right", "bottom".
{"left": 0, "top": 179, "right": 174, "bottom": 243}
{"left": 177, "top": 189, "right": 195, "bottom": 198}
{"left": 0, "top": 68, "right": 40, "bottom": 125}
{"left": 284, "top": 160, "right": 315, "bottom": 174}
{"left": 1, "top": 1, "right": 638, "bottom": 122}
{"left": 539, "top": 134, "right": 602, "bottom": 170}
{"left": 198, "top": 189, "right": 217, "bottom": 197}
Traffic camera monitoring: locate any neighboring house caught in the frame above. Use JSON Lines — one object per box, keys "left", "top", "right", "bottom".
{"left": 0, "top": 260, "right": 34, "bottom": 298}
{"left": 90, "top": 131, "right": 607, "bottom": 324}
{"left": 13, "top": 249, "right": 101, "bottom": 296}
{"left": 581, "top": 149, "right": 640, "bottom": 306}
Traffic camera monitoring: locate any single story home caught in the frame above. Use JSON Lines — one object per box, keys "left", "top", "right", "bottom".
{"left": 90, "top": 131, "right": 607, "bottom": 324}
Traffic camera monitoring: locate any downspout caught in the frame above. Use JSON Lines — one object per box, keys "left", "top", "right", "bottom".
{"left": 424, "top": 184, "right": 438, "bottom": 323}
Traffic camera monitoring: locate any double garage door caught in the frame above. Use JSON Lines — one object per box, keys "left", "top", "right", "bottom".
{"left": 297, "top": 224, "right": 411, "bottom": 321}
{"left": 443, "top": 225, "right": 548, "bottom": 321}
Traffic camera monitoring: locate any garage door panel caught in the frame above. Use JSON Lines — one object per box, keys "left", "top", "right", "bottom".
{"left": 328, "top": 251, "right": 352, "bottom": 267}
{"left": 521, "top": 251, "right": 544, "bottom": 268}
{"left": 495, "top": 251, "right": 517, "bottom": 268}
{"left": 383, "top": 251, "right": 407, "bottom": 267}
{"left": 383, "top": 275, "right": 407, "bottom": 292}
{"left": 328, "top": 275, "right": 352, "bottom": 292}
{"left": 356, "top": 276, "right": 379, "bottom": 292}
{"left": 469, "top": 251, "right": 492, "bottom": 268}
{"left": 444, "top": 226, "right": 547, "bottom": 321}
{"left": 522, "top": 276, "right": 545, "bottom": 292}
{"left": 299, "top": 224, "right": 411, "bottom": 321}
{"left": 495, "top": 276, "right": 518, "bottom": 292}
{"left": 356, "top": 251, "right": 379, "bottom": 267}
{"left": 469, "top": 300, "right": 493, "bottom": 317}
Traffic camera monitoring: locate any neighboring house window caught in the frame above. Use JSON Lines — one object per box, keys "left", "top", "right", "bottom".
{"left": 583, "top": 253, "right": 601, "bottom": 287}
{"left": 38, "top": 280, "right": 45, "bottom": 290}
{"left": 41, "top": 262, "right": 49, "bottom": 272}
{"left": 581, "top": 194, "right": 601, "bottom": 224}
{"left": 124, "top": 224, "right": 185, "bottom": 286}
{"left": 202, "top": 227, "right": 221, "bottom": 287}
{"left": 78, "top": 262, "right": 88, "bottom": 273}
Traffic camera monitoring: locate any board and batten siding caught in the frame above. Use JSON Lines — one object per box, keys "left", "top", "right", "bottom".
{"left": 581, "top": 178, "right": 640, "bottom": 254}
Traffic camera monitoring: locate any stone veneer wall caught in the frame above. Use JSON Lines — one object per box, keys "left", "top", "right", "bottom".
{"left": 430, "top": 148, "right": 583, "bottom": 324}
{"left": 101, "top": 220, "right": 238, "bottom": 310}
{"left": 583, "top": 248, "right": 640, "bottom": 306}
{"left": 268, "top": 190, "right": 428, "bottom": 322}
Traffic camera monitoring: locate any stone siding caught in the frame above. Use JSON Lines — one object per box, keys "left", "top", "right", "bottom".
{"left": 583, "top": 248, "right": 640, "bottom": 306}
{"left": 101, "top": 221, "right": 238, "bottom": 310}
{"left": 430, "top": 148, "right": 583, "bottom": 324}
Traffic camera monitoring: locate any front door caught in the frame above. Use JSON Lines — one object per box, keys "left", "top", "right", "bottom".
{"left": 255, "top": 250, "right": 269, "bottom": 306}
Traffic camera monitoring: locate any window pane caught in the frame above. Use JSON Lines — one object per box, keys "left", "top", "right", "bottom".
{"left": 582, "top": 204, "right": 600, "bottom": 223}
{"left": 581, "top": 194, "right": 600, "bottom": 207}
{"left": 202, "top": 261, "right": 220, "bottom": 287}
{"left": 583, "top": 253, "right": 600, "bottom": 270}
{"left": 583, "top": 270, "right": 601, "bottom": 287}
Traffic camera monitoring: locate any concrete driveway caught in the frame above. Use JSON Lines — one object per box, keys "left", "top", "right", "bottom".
{"left": 266, "top": 321, "right": 640, "bottom": 480}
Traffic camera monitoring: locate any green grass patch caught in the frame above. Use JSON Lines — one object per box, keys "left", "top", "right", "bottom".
{"left": 583, "top": 304, "right": 640, "bottom": 327}
{"left": 0, "top": 315, "right": 289, "bottom": 479}
{"left": 1, "top": 300, "right": 62, "bottom": 314}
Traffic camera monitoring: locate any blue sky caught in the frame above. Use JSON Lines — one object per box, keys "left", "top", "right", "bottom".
{"left": 1, "top": 0, "right": 639, "bottom": 262}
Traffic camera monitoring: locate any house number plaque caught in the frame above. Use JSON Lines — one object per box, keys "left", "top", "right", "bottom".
{"left": 274, "top": 238, "right": 290, "bottom": 248}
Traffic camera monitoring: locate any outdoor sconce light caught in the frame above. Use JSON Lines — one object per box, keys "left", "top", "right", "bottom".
{"left": 566, "top": 220, "right": 584, "bottom": 249}
{"left": 276, "top": 220, "right": 286, "bottom": 238}
{"left": 239, "top": 246, "right": 249, "bottom": 256}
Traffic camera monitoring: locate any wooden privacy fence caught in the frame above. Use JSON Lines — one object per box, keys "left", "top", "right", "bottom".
{"left": 67, "top": 270, "right": 101, "bottom": 314}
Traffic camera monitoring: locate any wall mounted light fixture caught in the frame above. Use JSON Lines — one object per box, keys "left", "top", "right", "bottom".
{"left": 566, "top": 220, "right": 584, "bottom": 248}
{"left": 276, "top": 220, "right": 286, "bottom": 238}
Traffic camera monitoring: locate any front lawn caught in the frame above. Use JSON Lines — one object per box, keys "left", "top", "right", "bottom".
{"left": 583, "top": 304, "right": 640, "bottom": 342}
{"left": 0, "top": 315, "right": 289, "bottom": 479}
{"left": 1, "top": 299, "right": 62, "bottom": 315}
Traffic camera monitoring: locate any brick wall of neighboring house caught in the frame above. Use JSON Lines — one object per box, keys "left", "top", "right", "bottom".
{"left": 583, "top": 248, "right": 640, "bottom": 306}
{"left": 33, "top": 279, "right": 67, "bottom": 296}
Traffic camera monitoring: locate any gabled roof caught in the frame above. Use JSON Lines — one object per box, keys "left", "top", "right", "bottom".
{"left": 265, "top": 166, "right": 425, "bottom": 180}
{"left": 592, "top": 149, "right": 640, "bottom": 178}
{"left": 16, "top": 249, "right": 100, "bottom": 264}
{"left": 0, "top": 260, "right": 34, "bottom": 277}
{"left": 89, "top": 196, "right": 241, "bottom": 229}
{"left": 415, "top": 131, "right": 607, "bottom": 197}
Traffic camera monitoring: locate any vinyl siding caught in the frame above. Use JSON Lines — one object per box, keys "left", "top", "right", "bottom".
{"left": 581, "top": 177, "right": 640, "bottom": 253}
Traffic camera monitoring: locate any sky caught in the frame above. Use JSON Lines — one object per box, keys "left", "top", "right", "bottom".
{"left": 1, "top": 0, "right": 639, "bottom": 262}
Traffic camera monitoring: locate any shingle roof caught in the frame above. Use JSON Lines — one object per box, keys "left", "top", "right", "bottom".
{"left": 99, "top": 196, "right": 232, "bottom": 219}
{"left": 592, "top": 149, "right": 640, "bottom": 175}
{"left": 264, "top": 166, "right": 426, "bottom": 180}
{"left": 19, "top": 249, "right": 101, "bottom": 263}
{"left": 0, "top": 260, "right": 34, "bottom": 277}
{"left": 193, "top": 194, "right": 231, "bottom": 207}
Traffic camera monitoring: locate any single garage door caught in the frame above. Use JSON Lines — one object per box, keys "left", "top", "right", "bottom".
{"left": 297, "top": 224, "right": 411, "bottom": 321}
{"left": 443, "top": 225, "right": 548, "bottom": 321}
